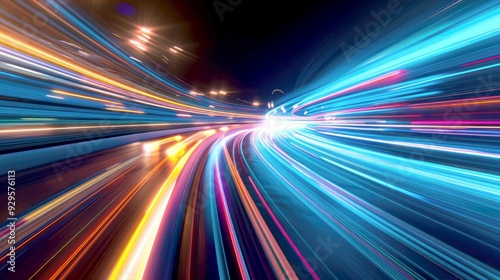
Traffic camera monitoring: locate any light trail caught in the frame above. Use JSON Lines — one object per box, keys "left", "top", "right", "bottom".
{"left": 0, "top": 1, "right": 499, "bottom": 279}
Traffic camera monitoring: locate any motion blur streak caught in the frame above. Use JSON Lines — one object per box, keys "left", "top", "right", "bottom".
{"left": 0, "top": 1, "right": 499, "bottom": 279}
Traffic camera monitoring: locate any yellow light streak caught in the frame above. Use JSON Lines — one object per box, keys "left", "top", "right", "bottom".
{"left": 110, "top": 142, "right": 203, "bottom": 279}
{"left": 105, "top": 108, "right": 144, "bottom": 114}
{"left": 0, "top": 123, "right": 224, "bottom": 134}
{"left": 0, "top": 33, "right": 262, "bottom": 119}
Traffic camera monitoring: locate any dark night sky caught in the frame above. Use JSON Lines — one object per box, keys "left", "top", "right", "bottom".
{"left": 84, "top": 0, "right": 383, "bottom": 100}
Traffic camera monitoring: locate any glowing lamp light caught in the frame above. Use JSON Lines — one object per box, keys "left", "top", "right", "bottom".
{"left": 143, "top": 143, "right": 159, "bottom": 155}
